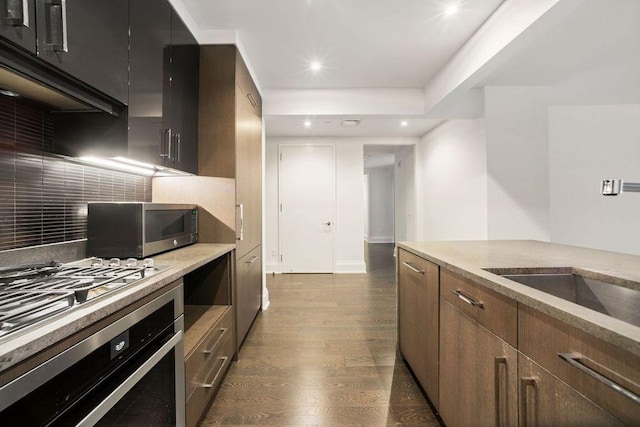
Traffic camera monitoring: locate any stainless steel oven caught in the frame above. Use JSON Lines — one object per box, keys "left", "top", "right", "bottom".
{"left": 0, "top": 282, "right": 185, "bottom": 426}
{"left": 87, "top": 203, "right": 198, "bottom": 259}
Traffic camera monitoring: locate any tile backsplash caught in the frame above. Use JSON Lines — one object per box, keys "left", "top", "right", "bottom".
{"left": 0, "top": 96, "right": 151, "bottom": 252}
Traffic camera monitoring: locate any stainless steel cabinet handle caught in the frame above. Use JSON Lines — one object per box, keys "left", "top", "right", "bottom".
{"left": 520, "top": 377, "right": 537, "bottom": 427}
{"left": 494, "top": 357, "right": 507, "bottom": 427}
{"left": 246, "top": 256, "right": 258, "bottom": 265}
{"left": 558, "top": 352, "right": 640, "bottom": 405}
{"left": 202, "top": 356, "right": 228, "bottom": 389}
{"left": 3, "top": 0, "right": 30, "bottom": 26}
{"left": 159, "top": 129, "right": 168, "bottom": 158}
{"left": 167, "top": 128, "right": 173, "bottom": 161}
{"left": 203, "top": 327, "right": 227, "bottom": 355}
{"left": 402, "top": 261, "right": 424, "bottom": 275}
{"left": 45, "top": 0, "right": 68, "bottom": 52}
{"left": 176, "top": 133, "right": 181, "bottom": 162}
{"left": 236, "top": 204, "right": 244, "bottom": 241}
{"left": 451, "top": 289, "right": 484, "bottom": 308}
{"left": 76, "top": 331, "right": 183, "bottom": 426}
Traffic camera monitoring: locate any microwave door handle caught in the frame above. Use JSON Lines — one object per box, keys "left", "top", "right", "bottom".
{"left": 75, "top": 331, "right": 183, "bottom": 427}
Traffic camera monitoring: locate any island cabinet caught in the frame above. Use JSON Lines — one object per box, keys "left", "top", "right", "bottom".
{"left": 198, "top": 44, "right": 263, "bottom": 353}
{"left": 518, "top": 305, "right": 640, "bottom": 426}
{"left": 438, "top": 270, "right": 518, "bottom": 427}
{"left": 397, "top": 248, "right": 439, "bottom": 407}
{"left": 182, "top": 251, "right": 235, "bottom": 427}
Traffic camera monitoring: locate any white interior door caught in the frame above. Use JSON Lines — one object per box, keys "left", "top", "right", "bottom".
{"left": 279, "top": 145, "right": 335, "bottom": 273}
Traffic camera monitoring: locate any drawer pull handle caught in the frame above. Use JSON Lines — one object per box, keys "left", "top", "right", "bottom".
{"left": 520, "top": 377, "right": 537, "bottom": 427}
{"left": 494, "top": 357, "right": 507, "bottom": 427}
{"left": 451, "top": 289, "right": 484, "bottom": 308}
{"left": 203, "top": 327, "right": 228, "bottom": 355}
{"left": 558, "top": 352, "right": 640, "bottom": 405}
{"left": 246, "top": 256, "right": 259, "bottom": 264}
{"left": 402, "top": 261, "right": 424, "bottom": 274}
{"left": 201, "top": 356, "right": 228, "bottom": 389}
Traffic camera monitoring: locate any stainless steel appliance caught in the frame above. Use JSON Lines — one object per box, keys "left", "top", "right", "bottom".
{"left": 0, "top": 258, "right": 167, "bottom": 338}
{"left": 0, "top": 280, "right": 185, "bottom": 426}
{"left": 87, "top": 203, "right": 198, "bottom": 258}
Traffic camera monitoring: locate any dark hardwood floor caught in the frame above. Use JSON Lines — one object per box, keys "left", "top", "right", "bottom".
{"left": 200, "top": 243, "right": 439, "bottom": 426}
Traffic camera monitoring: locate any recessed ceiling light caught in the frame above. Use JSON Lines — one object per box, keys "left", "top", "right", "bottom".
{"left": 445, "top": 4, "right": 459, "bottom": 15}
{"left": 304, "top": 120, "right": 312, "bottom": 128}
{"left": 401, "top": 121, "right": 408, "bottom": 127}
{"left": 310, "top": 61, "right": 322, "bottom": 72}
{"left": 340, "top": 119, "right": 360, "bottom": 127}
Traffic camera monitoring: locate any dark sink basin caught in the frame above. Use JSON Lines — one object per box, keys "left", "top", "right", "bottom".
{"left": 485, "top": 268, "right": 640, "bottom": 327}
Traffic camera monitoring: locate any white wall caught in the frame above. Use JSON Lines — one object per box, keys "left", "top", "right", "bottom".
{"left": 366, "top": 166, "right": 394, "bottom": 243}
{"left": 549, "top": 105, "right": 640, "bottom": 255}
{"left": 485, "top": 86, "right": 551, "bottom": 240}
{"left": 416, "top": 119, "right": 488, "bottom": 241}
{"left": 266, "top": 136, "right": 418, "bottom": 273}
{"left": 394, "top": 146, "right": 416, "bottom": 242}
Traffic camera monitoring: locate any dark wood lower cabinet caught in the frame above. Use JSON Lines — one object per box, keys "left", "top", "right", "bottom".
{"left": 518, "top": 353, "right": 624, "bottom": 427}
{"left": 439, "top": 299, "right": 518, "bottom": 427}
{"left": 235, "top": 246, "right": 262, "bottom": 352}
{"left": 398, "top": 248, "right": 439, "bottom": 407}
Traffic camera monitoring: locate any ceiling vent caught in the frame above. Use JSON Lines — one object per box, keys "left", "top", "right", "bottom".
{"left": 340, "top": 119, "right": 360, "bottom": 127}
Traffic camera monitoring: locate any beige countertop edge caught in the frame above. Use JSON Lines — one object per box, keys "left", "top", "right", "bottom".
{"left": 0, "top": 243, "right": 235, "bottom": 372}
{"left": 397, "top": 241, "right": 640, "bottom": 358}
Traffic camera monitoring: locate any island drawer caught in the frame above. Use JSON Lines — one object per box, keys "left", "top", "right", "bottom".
{"left": 441, "top": 270, "right": 517, "bottom": 346}
{"left": 519, "top": 305, "right": 640, "bottom": 425}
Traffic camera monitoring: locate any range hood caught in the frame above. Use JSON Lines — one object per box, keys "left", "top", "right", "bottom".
{"left": 0, "top": 44, "right": 124, "bottom": 116}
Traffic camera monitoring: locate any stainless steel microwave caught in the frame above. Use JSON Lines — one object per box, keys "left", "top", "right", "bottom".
{"left": 87, "top": 202, "right": 198, "bottom": 258}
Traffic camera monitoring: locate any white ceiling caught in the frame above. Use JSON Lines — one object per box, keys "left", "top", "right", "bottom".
{"left": 180, "top": 0, "right": 504, "bottom": 136}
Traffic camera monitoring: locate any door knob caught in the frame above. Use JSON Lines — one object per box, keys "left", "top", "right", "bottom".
{"left": 324, "top": 221, "right": 332, "bottom": 226}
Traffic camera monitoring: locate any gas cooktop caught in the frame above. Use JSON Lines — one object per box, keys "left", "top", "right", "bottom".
{"left": 0, "top": 258, "right": 169, "bottom": 339}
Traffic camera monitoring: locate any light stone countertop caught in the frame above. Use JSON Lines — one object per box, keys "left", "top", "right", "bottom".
{"left": 397, "top": 240, "right": 640, "bottom": 357}
{"left": 0, "top": 243, "right": 235, "bottom": 373}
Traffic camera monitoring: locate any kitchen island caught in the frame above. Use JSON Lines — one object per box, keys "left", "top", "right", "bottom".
{"left": 397, "top": 240, "right": 640, "bottom": 427}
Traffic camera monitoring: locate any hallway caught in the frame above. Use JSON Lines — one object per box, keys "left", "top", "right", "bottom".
{"left": 201, "top": 243, "right": 439, "bottom": 426}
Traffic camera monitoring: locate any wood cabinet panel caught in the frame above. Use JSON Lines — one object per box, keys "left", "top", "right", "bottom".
{"left": 439, "top": 299, "right": 518, "bottom": 427}
{"left": 518, "top": 353, "right": 624, "bottom": 427}
{"left": 397, "top": 248, "right": 439, "bottom": 407}
{"left": 235, "top": 246, "right": 262, "bottom": 351}
{"left": 519, "top": 305, "right": 640, "bottom": 425}
{"left": 441, "top": 269, "right": 517, "bottom": 347}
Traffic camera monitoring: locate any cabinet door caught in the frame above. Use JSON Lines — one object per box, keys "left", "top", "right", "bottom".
{"left": 519, "top": 353, "right": 624, "bottom": 427}
{"left": 398, "top": 249, "right": 439, "bottom": 407}
{"left": 128, "top": 0, "right": 171, "bottom": 166}
{"left": 166, "top": 9, "right": 198, "bottom": 174}
{"left": 35, "top": 0, "right": 128, "bottom": 104}
{"left": 235, "top": 246, "right": 262, "bottom": 351}
{"left": 0, "top": 0, "right": 36, "bottom": 53}
{"left": 234, "top": 64, "right": 262, "bottom": 257}
{"left": 439, "top": 299, "right": 518, "bottom": 427}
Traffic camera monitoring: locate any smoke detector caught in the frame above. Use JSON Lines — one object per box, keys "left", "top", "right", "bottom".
{"left": 340, "top": 119, "right": 360, "bottom": 127}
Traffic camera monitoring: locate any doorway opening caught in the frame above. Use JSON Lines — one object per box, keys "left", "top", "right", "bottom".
{"left": 363, "top": 145, "right": 415, "bottom": 272}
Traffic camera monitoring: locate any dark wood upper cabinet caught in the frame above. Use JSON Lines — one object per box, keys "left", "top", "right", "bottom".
{"left": 0, "top": 0, "right": 37, "bottom": 53}
{"left": 128, "top": 0, "right": 198, "bottom": 174}
{"left": 34, "top": 0, "right": 128, "bottom": 104}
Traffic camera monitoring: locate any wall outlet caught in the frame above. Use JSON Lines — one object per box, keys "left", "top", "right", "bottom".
{"left": 271, "top": 248, "right": 276, "bottom": 256}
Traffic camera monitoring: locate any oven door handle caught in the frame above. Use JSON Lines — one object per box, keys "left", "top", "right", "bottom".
{"left": 76, "top": 330, "right": 183, "bottom": 427}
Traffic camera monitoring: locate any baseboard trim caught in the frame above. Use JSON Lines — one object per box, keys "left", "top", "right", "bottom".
{"left": 266, "top": 262, "right": 281, "bottom": 274}
{"left": 335, "top": 261, "right": 367, "bottom": 274}
{"left": 367, "top": 236, "right": 394, "bottom": 244}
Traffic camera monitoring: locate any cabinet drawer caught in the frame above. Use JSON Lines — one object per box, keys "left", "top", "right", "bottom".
{"left": 398, "top": 249, "right": 431, "bottom": 282}
{"left": 519, "top": 305, "right": 640, "bottom": 425}
{"left": 185, "top": 307, "right": 233, "bottom": 400}
{"left": 185, "top": 335, "right": 234, "bottom": 427}
{"left": 441, "top": 270, "right": 517, "bottom": 347}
